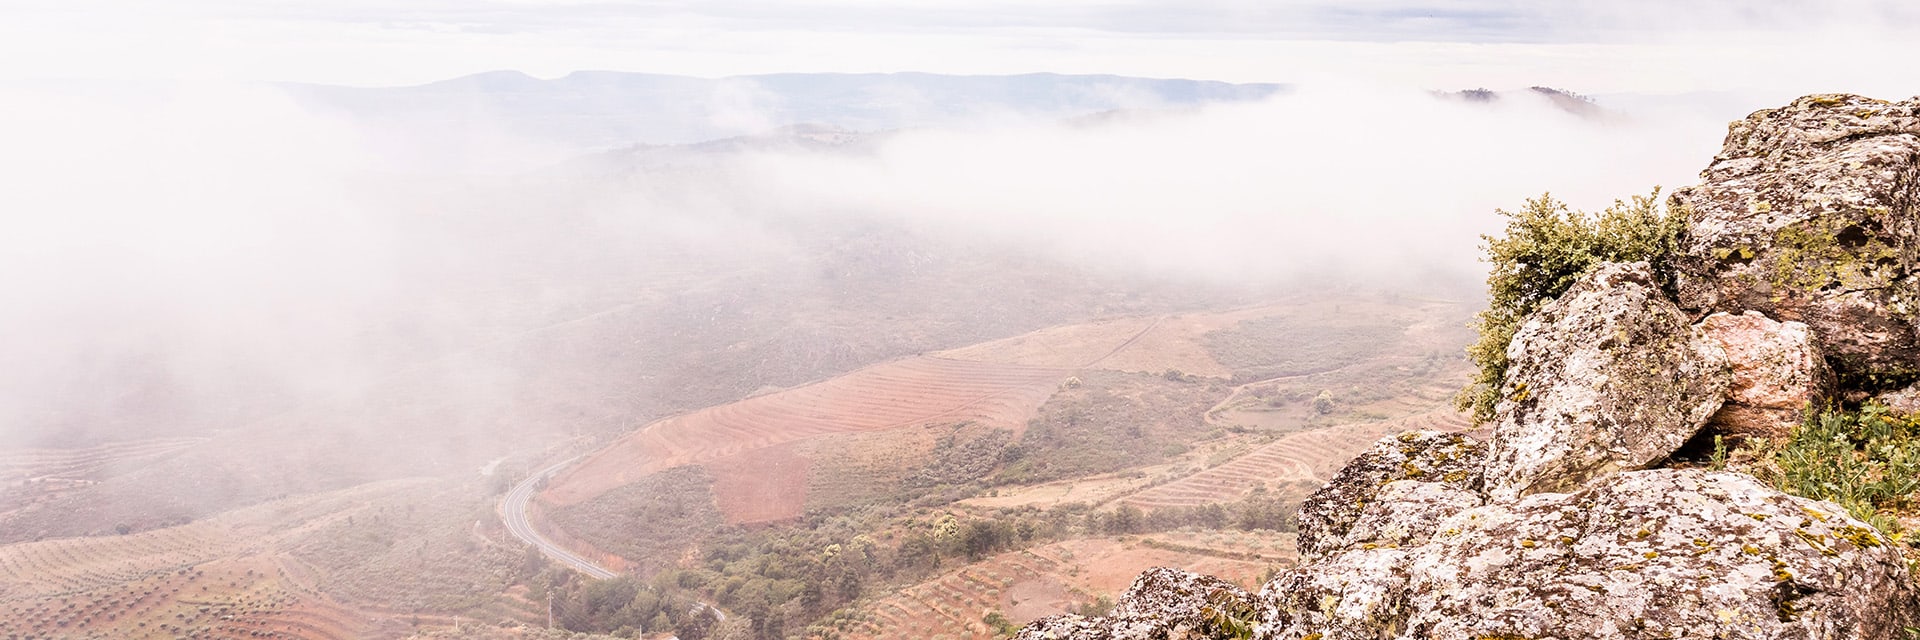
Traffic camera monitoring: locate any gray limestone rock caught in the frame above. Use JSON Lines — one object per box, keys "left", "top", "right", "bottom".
{"left": 1294, "top": 430, "right": 1485, "bottom": 560}
{"left": 1485, "top": 262, "right": 1731, "bottom": 501}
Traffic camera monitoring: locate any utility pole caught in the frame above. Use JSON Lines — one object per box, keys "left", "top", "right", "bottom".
{"left": 548, "top": 592, "right": 555, "bottom": 629}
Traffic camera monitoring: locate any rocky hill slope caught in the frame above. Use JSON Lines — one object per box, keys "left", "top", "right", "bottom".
{"left": 1015, "top": 94, "right": 1920, "bottom": 639}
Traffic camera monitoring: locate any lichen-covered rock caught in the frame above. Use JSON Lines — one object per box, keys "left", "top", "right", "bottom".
{"left": 1255, "top": 547, "right": 1411, "bottom": 640}
{"left": 1399, "top": 470, "right": 1919, "bottom": 639}
{"left": 1337, "top": 480, "right": 1484, "bottom": 553}
{"left": 1484, "top": 262, "right": 1731, "bottom": 500}
{"left": 1256, "top": 470, "right": 1920, "bottom": 640}
{"left": 1109, "top": 566, "right": 1256, "bottom": 626}
{"left": 1876, "top": 382, "right": 1920, "bottom": 416}
{"left": 1294, "top": 431, "right": 1484, "bottom": 560}
{"left": 1698, "top": 311, "right": 1836, "bottom": 439}
{"left": 1671, "top": 93, "right": 1920, "bottom": 390}
{"left": 1016, "top": 614, "right": 1114, "bottom": 640}
{"left": 1016, "top": 567, "right": 1255, "bottom": 640}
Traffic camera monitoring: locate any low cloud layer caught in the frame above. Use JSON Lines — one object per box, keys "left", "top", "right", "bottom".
{"left": 0, "top": 77, "right": 1745, "bottom": 450}
{"left": 733, "top": 83, "right": 1727, "bottom": 283}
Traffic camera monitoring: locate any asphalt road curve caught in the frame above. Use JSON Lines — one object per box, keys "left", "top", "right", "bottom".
{"left": 499, "top": 456, "right": 618, "bottom": 580}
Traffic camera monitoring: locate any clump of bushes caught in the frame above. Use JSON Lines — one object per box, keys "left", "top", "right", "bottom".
{"left": 1456, "top": 189, "right": 1687, "bottom": 423}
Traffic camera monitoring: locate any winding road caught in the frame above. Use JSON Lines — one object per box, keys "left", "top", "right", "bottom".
{"left": 499, "top": 456, "right": 618, "bottom": 580}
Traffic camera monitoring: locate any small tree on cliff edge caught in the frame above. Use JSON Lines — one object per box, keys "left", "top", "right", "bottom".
{"left": 1456, "top": 188, "right": 1687, "bottom": 423}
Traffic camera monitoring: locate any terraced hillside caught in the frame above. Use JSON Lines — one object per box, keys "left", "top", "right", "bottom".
{"left": 0, "top": 553, "right": 394, "bottom": 640}
{"left": 934, "top": 304, "right": 1301, "bottom": 378}
{"left": 0, "top": 436, "right": 212, "bottom": 527}
{"left": 0, "top": 436, "right": 209, "bottom": 484}
{"left": 826, "top": 537, "right": 1273, "bottom": 640}
{"left": 0, "top": 485, "right": 408, "bottom": 640}
{"left": 0, "top": 478, "right": 532, "bottom": 640}
{"left": 544, "top": 356, "right": 1071, "bottom": 520}
{"left": 1119, "top": 408, "right": 1471, "bottom": 511}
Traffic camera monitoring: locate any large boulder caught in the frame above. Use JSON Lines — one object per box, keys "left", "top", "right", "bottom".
{"left": 1697, "top": 311, "right": 1837, "bottom": 439}
{"left": 1254, "top": 470, "right": 1920, "bottom": 640}
{"left": 1294, "top": 431, "right": 1484, "bottom": 560}
{"left": 1671, "top": 93, "right": 1920, "bottom": 390}
{"left": 1484, "top": 262, "right": 1731, "bottom": 501}
{"left": 1016, "top": 567, "right": 1256, "bottom": 640}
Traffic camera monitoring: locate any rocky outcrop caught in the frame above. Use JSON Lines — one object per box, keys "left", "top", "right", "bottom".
{"left": 1019, "top": 93, "right": 1920, "bottom": 640}
{"left": 1015, "top": 567, "right": 1255, "bottom": 640}
{"left": 1484, "top": 262, "right": 1731, "bottom": 500}
{"left": 1256, "top": 470, "right": 1919, "bottom": 640}
{"left": 1294, "top": 431, "right": 1484, "bottom": 560}
{"left": 1671, "top": 94, "right": 1920, "bottom": 389}
{"left": 1697, "top": 310, "right": 1836, "bottom": 438}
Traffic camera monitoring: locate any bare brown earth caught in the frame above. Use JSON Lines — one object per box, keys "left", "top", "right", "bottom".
{"left": 542, "top": 356, "right": 1072, "bottom": 521}
{"left": 705, "top": 443, "right": 813, "bottom": 524}
{"left": 933, "top": 303, "right": 1321, "bottom": 377}
{"left": 545, "top": 294, "right": 1470, "bottom": 543}
{"left": 1120, "top": 408, "right": 1471, "bottom": 511}
{"left": 957, "top": 470, "right": 1164, "bottom": 510}
{"left": 827, "top": 537, "right": 1273, "bottom": 640}
{"left": 1138, "top": 529, "right": 1299, "bottom": 565}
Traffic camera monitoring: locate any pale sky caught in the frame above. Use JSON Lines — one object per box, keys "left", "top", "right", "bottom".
{"left": 6, "top": 1, "right": 1920, "bottom": 94}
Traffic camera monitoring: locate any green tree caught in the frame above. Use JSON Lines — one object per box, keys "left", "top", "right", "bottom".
{"left": 984, "top": 611, "right": 1018, "bottom": 638}
{"left": 1310, "top": 390, "right": 1335, "bottom": 415}
{"left": 1457, "top": 189, "right": 1686, "bottom": 423}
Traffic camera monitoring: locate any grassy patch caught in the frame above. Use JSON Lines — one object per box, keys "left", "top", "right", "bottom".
{"left": 1203, "top": 314, "right": 1402, "bottom": 381}
{"left": 1754, "top": 404, "right": 1920, "bottom": 537}
{"left": 992, "top": 370, "right": 1227, "bottom": 485}
{"left": 549, "top": 466, "right": 725, "bottom": 575}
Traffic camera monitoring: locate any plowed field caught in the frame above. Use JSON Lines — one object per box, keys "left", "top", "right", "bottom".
{"left": 1119, "top": 409, "right": 1471, "bottom": 510}
{"left": 829, "top": 537, "right": 1271, "bottom": 640}
{"left": 544, "top": 356, "right": 1070, "bottom": 518}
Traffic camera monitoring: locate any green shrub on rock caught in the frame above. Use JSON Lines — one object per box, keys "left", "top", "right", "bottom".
{"left": 1456, "top": 188, "right": 1688, "bottom": 423}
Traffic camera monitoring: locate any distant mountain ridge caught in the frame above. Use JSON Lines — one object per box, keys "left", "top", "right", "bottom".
{"left": 280, "top": 70, "right": 1287, "bottom": 151}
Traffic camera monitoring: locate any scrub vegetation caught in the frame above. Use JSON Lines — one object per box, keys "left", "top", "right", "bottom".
{"left": 1457, "top": 189, "right": 1687, "bottom": 423}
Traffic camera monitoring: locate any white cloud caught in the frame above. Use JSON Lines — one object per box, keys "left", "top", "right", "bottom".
{"left": 725, "top": 83, "right": 1727, "bottom": 283}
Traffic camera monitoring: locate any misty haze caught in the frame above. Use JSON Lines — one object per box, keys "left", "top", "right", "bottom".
{"left": 7, "top": 3, "right": 1920, "bottom": 640}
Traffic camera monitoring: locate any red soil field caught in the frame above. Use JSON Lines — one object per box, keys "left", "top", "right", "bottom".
{"left": 705, "top": 443, "right": 813, "bottom": 523}
{"left": 542, "top": 356, "right": 1070, "bottom": 516}
{"left": 829, "top": 538, "right": 1271, "bottom": 640}
{"left": 1119, "top": 409, "right": 1471, "bottom": 510}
